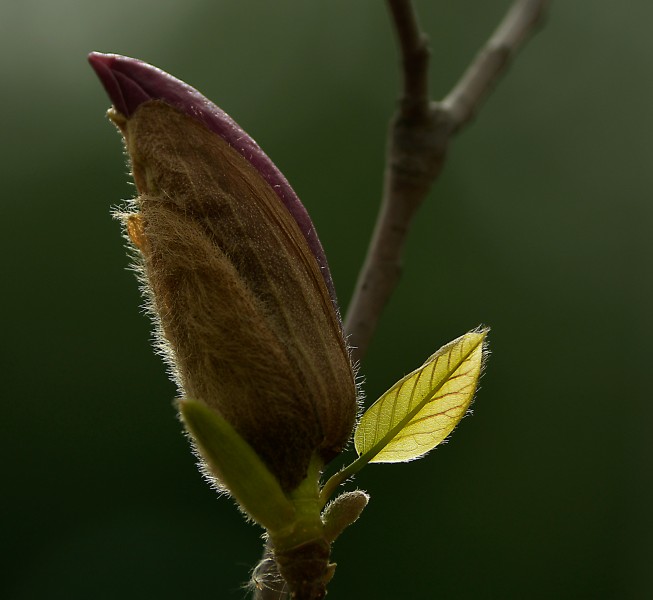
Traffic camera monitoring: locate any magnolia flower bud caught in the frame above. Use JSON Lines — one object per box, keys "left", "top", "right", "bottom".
{"left": 89, "top": 52, "right": 357, "bottom": 493}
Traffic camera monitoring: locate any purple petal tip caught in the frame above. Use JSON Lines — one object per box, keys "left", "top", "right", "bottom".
{"left": 88, "top": 51, "right": 340, "bottom": 315}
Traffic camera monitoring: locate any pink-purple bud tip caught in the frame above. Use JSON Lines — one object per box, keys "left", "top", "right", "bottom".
{"left": 88, "top": 52, "right": 339, "bottom": 314}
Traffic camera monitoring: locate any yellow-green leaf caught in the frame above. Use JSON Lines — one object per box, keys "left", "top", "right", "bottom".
{"left": 354, "top": 329, "right": 488, "bottom": 463}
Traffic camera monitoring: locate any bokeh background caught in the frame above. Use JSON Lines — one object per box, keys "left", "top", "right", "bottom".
{"left": 3, "top": 1, "right": 651, "bottom": 598}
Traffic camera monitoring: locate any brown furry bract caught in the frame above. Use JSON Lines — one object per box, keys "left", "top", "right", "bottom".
{"left": 113, "top": 101, "right": 357, "bottom": 491}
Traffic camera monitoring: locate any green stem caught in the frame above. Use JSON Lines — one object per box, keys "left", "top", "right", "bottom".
{"left": 320, "top": 453, "right": 369, "bottom": 505}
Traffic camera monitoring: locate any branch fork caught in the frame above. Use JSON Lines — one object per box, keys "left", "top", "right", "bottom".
{"left": 345, "top": 0, "right": 548, "bottom": 365}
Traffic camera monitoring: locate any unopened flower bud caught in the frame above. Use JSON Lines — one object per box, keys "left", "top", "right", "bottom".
{"left": 89, "top": 52, "right": 358, "bottom": 492}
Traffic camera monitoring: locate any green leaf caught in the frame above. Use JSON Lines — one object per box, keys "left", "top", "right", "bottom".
{"left": 179, "top": 399, "right": 296, "bottom": 533}
{"left": 354, "top": 329, "right": 488, "bottom": 463}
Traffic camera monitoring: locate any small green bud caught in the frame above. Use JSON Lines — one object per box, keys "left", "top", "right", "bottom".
{"left": 322, "top": 490, "right": 370, "bottom": 543}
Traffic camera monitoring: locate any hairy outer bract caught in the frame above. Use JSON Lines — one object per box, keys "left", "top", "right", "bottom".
{"left": 112, "top": 101, "right": 357, "bottom": 492}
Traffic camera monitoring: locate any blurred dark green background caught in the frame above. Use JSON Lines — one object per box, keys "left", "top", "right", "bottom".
{"left": 2, "top": 1, "right": 651, "bottom": 598}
